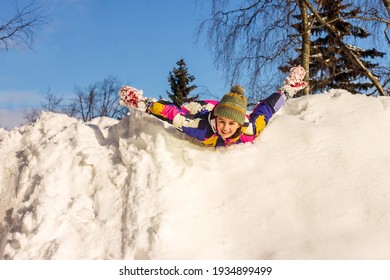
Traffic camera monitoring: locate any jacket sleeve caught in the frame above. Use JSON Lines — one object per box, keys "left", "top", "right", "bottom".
{"left": 248, "top": 92, "right": 286, "bottom": 136}
{"left": 147, "top": 101, "right": 211, "bottom": 141}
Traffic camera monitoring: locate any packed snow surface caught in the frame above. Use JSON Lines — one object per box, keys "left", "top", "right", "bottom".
{"left": 1, "top": 89, "right": 390, "bottom": 260}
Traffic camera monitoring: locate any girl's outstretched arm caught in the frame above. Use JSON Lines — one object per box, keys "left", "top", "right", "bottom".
{"left": 118, "top": 86, "right": 212, "bottom": 141}
{"left": 247, "top": 66, "right": 307, "bottom": 136}
{"left": 147, "top": 101, "right": 212, "bottom": 141}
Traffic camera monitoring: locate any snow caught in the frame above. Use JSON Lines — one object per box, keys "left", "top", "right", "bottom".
{"left": 1, "top": 89, "right": 390, "bottom": 260}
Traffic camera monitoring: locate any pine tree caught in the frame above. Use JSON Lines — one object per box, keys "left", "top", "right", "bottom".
{"left": 283, "top": 0, "right": 385, "bottom": 95}
{"left": 166, "top": 59, "right": 198, "bottom": 107}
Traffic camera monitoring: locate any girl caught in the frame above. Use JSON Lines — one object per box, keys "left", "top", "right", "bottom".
{"left": 119, "top": 66, "right": 307, "bottom": 147}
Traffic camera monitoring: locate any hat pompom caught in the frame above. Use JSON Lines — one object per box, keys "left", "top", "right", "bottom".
{"left": 230, "top": 84, "right": 245, "bottom": 95}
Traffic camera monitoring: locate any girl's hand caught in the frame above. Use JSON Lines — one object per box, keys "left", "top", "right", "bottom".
{"left": 119, "top": 86, "right": 151, "bottom": 111}
{"left": 280, "top": 66, "right": 308, "bottom": 97}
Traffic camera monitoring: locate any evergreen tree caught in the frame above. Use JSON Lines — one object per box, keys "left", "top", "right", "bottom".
{"left": 283, "top": 0, "right": 385, "bottom": 95}
{"left": 166, "top": 59, "right": 198, "bottom": 107}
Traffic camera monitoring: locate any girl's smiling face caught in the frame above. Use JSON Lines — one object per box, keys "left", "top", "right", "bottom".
{"left": 216, "top": 116, "right": 241, "bottom": 139}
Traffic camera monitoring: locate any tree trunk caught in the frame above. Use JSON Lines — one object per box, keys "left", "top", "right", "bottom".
{"left": 300, "top": 0, "right": 386, "bottom": 96}
{"left": 383, "top": 0, "right": 390, "bottom": 17}
{"left": 298, "top": 0, "right": 311, "bottom": 95}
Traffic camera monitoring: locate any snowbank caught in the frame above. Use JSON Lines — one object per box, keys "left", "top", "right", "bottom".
{"left": 1, "top": 89, "right": 390, "bottom": 259}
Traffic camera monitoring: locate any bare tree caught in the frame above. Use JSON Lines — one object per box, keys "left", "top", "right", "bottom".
{"left": 98, "top": 77, "right": 127, "bottom": 118}
{"left": 0, "top": 0, "right": 45, "bottom": 51}
{"left": 69, "top": 76, "right": 128, "bottom": 122}
{"left": 22, "top": 108, "right": 40, "bottom": 123}
{"left": 198, "top": 0, "right": 303, "bottom": 99}
{"left": 71, "top": 84, "right": 98, "bottom": 122}
{"left": 300, "top": 0, "right": 386, "bottom": 96}
{"left": 41, "top": 88, "right": 64, "bottom": 112}
{"left": 22, "top": 89, "right": 64, "bottom": 124}
{"left": 199, "top": 0, "right": 390, "bottom": 96}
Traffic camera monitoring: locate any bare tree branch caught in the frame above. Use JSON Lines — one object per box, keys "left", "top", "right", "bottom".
{"left": 23, "top": 108, "right": 40, "bottom": 123}
{"left": 300, "top": 0, "right": 385, "bottom": 96}
{"left": 70, "top": 77, "right": 128, "bottom": 122}
{"left": 0, "top": 0, "right": 46, "bottom": 51}
{"left": 197, "top": 0, "right": 300, "bottom": 96}
{"left": 41, "top": 89, "right": 64, "bottom": 112}
{"left": 198, "top": 0, "right": 389, "bottom": 96}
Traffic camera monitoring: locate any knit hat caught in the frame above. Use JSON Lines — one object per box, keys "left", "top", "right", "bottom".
{"left": 215, "top": 85, "right": 247, "bottom": 125}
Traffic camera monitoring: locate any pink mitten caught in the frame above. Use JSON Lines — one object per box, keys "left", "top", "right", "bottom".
{"left": 119, "top": 86, "right": 152, "bottom": 110}
{"left": 280, "top": 66, "right": 308, "bottom": 97}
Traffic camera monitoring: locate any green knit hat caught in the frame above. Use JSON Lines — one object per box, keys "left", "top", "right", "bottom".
{"left": 215, "top": 85, "right": 247, "bottom": 125}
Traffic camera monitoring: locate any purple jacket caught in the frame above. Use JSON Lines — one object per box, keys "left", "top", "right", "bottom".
{"left": 147, "top": 92, "right": 286, "bottom": 147}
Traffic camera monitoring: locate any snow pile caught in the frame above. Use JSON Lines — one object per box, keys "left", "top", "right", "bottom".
{"left": 1, "top": 89, "right": 390, "bottom": 260}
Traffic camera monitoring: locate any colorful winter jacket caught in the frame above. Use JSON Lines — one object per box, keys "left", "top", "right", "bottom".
{"left": 147, "top": 92, "right": 286, "bottom": 147}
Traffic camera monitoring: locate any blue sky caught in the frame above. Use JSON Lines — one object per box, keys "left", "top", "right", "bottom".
{"left": 0, "top": 0, "right": 227, "bottom": 128}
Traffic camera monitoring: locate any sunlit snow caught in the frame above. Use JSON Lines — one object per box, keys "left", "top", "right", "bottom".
{"left": 1, "top": 89, "right": 390, "bottom": 260}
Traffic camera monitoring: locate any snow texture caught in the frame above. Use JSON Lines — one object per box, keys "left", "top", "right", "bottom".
{"left": 1, "top": 89, "right": 390, "bottom": 260}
